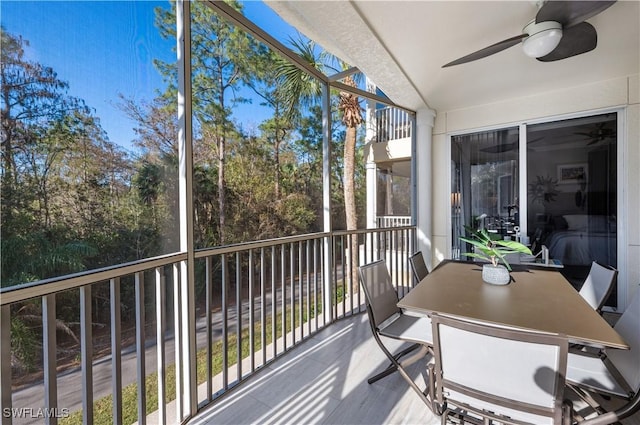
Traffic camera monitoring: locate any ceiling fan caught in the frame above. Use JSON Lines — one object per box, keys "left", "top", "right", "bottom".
{"left": 480, "top": 137, "right": 544, "bottom": 154}
{"left": 575, "top": 122, "right": 616, "bottom": 144}
{"left": 443, "top": 1, "right": 616, "bottom": 67}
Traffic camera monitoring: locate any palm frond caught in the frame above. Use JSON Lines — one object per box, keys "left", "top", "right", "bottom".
{"left": 460, "top": 225, "right": 531, "bottom": 270}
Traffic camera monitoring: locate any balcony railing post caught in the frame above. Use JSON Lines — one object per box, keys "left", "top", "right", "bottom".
{"left": 260, "top": 249, "right": 266, "bottom": 366}
{"left": 135, "top": 272, "right": 146, "bottom": 425}
{"left": 79, "top": 285, "right": 93, "bottom": 424}
{"left": 289, "top": 243, "right": 295, "bottom": 343}
{"left": 235, "top": 252, "right": 243, "bottom": 380}
{"left": 0, "top": 305, "right": 11, "bottom": 425}
{"left": 322, "top": 236, "right": 335, "bottom": 323}
{"left": 248, "top": 250, "right": 255, "bottom": 372}
{"left": 155, "top": 267, "right": 166, "bottom": 425}
{"left": 305, "top": 240, "right": 311, "bottom": 335}
{"left": 313, "top": 239, "right": 319, "bottom": 329}
{"left": 280, "top": 245, "right": 287, "bottom": 351}
{"left": 205, "top": 256, "right": 212, "bottom": 401}
{"left": 172, "top": 264, "right": 183, "bottom": 423}
{"left": 298, "top": 242, "right": 303, "bottom": 338}
{"left": 110, "top": 278, "right": 122, "bottom": 424}
{"left": 271, "top": 246, "right": 277, "bottom": 359}
{"left": 42, "top": 294, "right": 57, "bottom": 425}
{"left": 222, "top": 253, "right": 229, "bottom": 387}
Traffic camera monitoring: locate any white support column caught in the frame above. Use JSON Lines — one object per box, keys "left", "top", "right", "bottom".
{"left": 176, "top": 0, "right": 197, "bottom": 419}
{"left": 321, "top": 83, "right": 333, "bottom": 325}
{"left": 366, "top": 161, "right": 377, "bottom": 229}
{"left": 415, "top": 108, "right": 436, "bottom": 270}
{"left": 364, "top": 83, "right": 378, "bottom": 230}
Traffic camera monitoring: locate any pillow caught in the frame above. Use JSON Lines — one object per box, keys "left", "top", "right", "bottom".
{"left": 552, "top": 215, "right": 568, "bottom": 230}
{"left": 563, "top": 214, "right": 588, "bottom": 231}
{"left": 589, "top": 215, "right": 610, "bottom": 233}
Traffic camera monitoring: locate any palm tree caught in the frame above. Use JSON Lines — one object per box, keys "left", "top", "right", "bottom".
{"left": 337, "top": 74, "right": 363, "bottom": 292}
{"left": 277, "top": 36, "right": 363, "bottom": 290}
{"left": 277, "top": 37, "right": 326, "bottom": 121}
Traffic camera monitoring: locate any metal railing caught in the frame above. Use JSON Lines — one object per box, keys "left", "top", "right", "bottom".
{"left": 375, "top": 107, "right": 412, "bottom": 143}
{"left": 377, "top": 215, "right": 412, "bottom": 228}
{"left": 0, "top": 226, "right": 416, "bottom": 425}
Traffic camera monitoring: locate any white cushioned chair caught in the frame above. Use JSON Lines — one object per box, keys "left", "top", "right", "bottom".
{"left": 578, "top": 261, "right": 617, "bottom": 314}
{"left": 567, "top": 286, "right": 640, "bottom": 424}
{"left": 430, "top": 313, "right": 572, "bottom": 425}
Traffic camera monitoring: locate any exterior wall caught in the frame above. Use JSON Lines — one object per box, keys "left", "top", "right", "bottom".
{"left": 364, "top": 137, "right": 412, "bottom": 229}
{"left": 431, "top": 74, "right": 640, "bottom": 310}
{"left": 368, "top": 137, "right": 412, "bottom": 161}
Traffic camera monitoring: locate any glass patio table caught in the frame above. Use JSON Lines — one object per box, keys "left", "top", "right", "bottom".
{"left": 397, "top": 260, "right": 629, "bottom": 349}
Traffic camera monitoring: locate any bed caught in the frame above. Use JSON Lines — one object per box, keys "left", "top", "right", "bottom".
{"left": 546, "top": 215, "right": 617, "bottom": 266}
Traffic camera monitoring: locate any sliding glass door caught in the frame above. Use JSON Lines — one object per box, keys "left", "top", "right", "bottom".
{"left": 451, "top": 127, "right": 520, "bottom": 257}
{"left": 526, "top": 113, "right": 617, "bottom": 305}
{"left": 451, "top": 112, "right": 618, "bottom": 307}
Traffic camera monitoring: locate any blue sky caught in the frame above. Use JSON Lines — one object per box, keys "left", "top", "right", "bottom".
{"left": 1, "top": 0, "right": 299, "bottom": 154}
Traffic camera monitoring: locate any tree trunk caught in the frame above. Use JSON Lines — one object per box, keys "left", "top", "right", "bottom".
{"left": 1, "top": 84, "right": 17, "bottom": 229}
{"left": 344, "top": 125, "right": 358, "bottom": 292}
{"left": 274, "top": 137, "right": 281, "bottom": 200}
{"left": 218, "top": 134, "right": 226, "bottom": 245}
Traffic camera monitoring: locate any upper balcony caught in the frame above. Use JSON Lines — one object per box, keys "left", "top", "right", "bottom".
{"left": 374, "top": 107, "right": 412, "bottom": 145}
{"left": 366, "top": 107, "right": 413, "bottom": 166}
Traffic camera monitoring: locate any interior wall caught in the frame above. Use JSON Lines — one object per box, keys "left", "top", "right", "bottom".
{"left": 431, "top": 74, "right": 640, "bottom": 310}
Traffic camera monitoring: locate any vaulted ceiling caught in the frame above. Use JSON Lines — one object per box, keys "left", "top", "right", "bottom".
{"left": 266, "top": 1, "right": 640, "bottom": 113}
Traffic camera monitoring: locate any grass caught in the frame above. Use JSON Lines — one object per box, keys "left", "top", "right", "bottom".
{"left": 59, "top": 292, "right": 335, "bottom": 425}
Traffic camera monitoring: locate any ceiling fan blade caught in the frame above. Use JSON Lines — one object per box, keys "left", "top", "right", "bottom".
{"left": 442, "top": 34, "right": 527, "bottom": 67}
{"left": 480, "top": 146, "right": 506, "bottom": 153}
{"left": 481, "top": 136, "right": 546, "bottom": 153}
{"left": 536, "top": 1, "right": 616, "bottom": 28}
{"left": 480, "top": 142, "right": 519, "bottom": 153}
{"left": 537, "top": 22, "right": 597, "bottom": 62}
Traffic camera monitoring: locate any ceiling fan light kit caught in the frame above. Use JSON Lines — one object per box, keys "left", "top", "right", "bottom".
{"left": 442, "top": 0, "right": 616, "bottom": 67}
{"left": 521, "top": 20, "right": 563, "bottom": 57}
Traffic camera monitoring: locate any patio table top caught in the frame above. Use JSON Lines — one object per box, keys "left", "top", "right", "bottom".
{"left": 397, "top": 260, "right": 628, "bottom": 350}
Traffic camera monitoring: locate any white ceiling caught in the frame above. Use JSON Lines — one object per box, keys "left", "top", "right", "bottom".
{"left": 265, "top": 1, "right": 640, "bottom": 113}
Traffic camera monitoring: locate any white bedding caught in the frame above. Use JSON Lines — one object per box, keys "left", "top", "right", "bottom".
{"left": 547, "top": 230, "right": 616, "bottom": 266}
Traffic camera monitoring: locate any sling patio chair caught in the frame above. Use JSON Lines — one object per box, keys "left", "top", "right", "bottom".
{"left": 409, "top": 251, "right": 429, "bottom": 285}
{"left": 358, "top": 259, "right": 434, "bottom": 409}
{"left": 578, "top": 261, "right": 618, "bottom": 314}
{"left": 429, "top": 313, "right": 573, "bottom": 425}
{"left": 567, "top": 286, "right": 640, "bottom": 425}
{"left": 570, "top": 262, "right": 618, "bottom": 352}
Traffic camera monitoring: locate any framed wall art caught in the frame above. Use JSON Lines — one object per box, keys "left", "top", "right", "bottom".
{"left": 557, "top": 163, "right": 588, "bottom": 184}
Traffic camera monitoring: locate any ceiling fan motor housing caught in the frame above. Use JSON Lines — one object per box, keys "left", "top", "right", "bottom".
{"left": 522, "top": 20, "right": 563, "bottom": 57}
{"left": 442, "top": 1, "right": 614, "bottom": 67}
